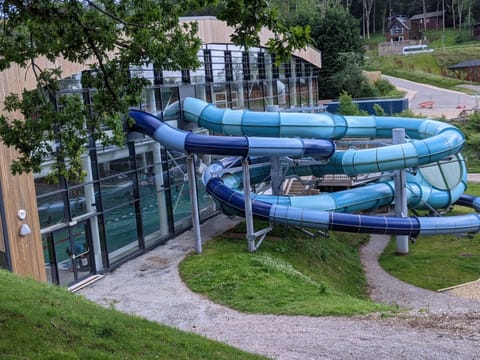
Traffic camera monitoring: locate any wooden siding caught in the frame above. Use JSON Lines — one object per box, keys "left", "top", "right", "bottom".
{"left": 0, "top": 60, "right": 87, "bottom": 281}
{"left": 0, "top": 144, "right": 46, "bottom": 280}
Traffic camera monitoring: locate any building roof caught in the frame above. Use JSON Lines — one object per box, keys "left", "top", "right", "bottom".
{"left": 410, "top": 11, "right": 444, "bottom": 21}
{"left": 389, "top": 16, "right": 410, "bottom": 30}
{"left": 448, "top": 60, "right": 480, "bottom": 70}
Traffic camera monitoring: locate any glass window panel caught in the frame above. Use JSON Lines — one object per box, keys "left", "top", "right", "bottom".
{"left": 211, "top": 50, "right": 226, "bottom": 82}
{"left": 100, "top": 173, "right": 135, "bottom": 210}
{"left": 264, "top": 80, "right": 278, "bottom": 106}
{"left": 196, "top": 175, "right": 216, "bottom": 221}
{"left": 69, "top": 186, "right": 88, "bottom": 218}
{"left": 247, "top": 81, "right": 265, "bottom": 111}
{"left": 277, "top": 79, "right": 289, "bottom": 106}
{"left": 37, "top": 192, "right": 67, "bottom": 227}
{"left": 49, "top": 228, "right": 71, "bottom": 286}
{"left": 35, "top": 176, "right": 63, "bottom": 196}
{"left": 141, "top": 86, "right": 160, "bottom": 114}
{"left": 166, "top": 152, "right": 191, "bottom": 227}
{"left": 98, "top": 156, "right": 132, "bottom": 179}
{"left": 43, "top": 233, "right": 58, "bottom": 284}
{"left": 231, "top": 50, "right": 243, "bottom": 81}
{"left": 138, "top": 152, "right": 161, "bottom": 236}
{"left": 162, "top": 70, "right": 182, "bottom": 84}
{"left": 47, "top": 222, "right": 93, "bottom": 287}
{"left": 195, "top": 83, "right": 211, "bottom": 103}
{"left": 190, "top": 61, "right": 206, "bottom": 84}
{"left": 212, "top": 83, "right": 228, "bottom": 108}
{"left": 230, "top": 81, "right": 245, "bottom": 109}
{"left": 160, "top": 87, "right": 179, "bottom": 110}
{"left": 105, "top": 202, "right": 140, "bottom": 262}
{"left": 249, "top": 51, "right": 258, "bottom": 80}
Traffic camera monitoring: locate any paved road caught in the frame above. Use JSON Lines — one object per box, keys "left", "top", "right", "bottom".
{"left": 383, "top": 75, "right": 480, "bottom": 119}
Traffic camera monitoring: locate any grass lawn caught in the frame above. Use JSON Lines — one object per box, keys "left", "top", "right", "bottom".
{"left": 379, "top": 233, "right": 480, "bottom": 291}
{"left": 0, "top": 270, "right": 266, "bottom": 360}
{"left": 180, "top": 222, "right": 394, "bottom": 316}
{"left": 379, "top": 181, "right": 480, "bottom": 291}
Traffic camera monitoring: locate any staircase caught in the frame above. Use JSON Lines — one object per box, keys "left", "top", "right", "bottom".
{"left": 283, "top": 176, "right": 319, "bottom": 196}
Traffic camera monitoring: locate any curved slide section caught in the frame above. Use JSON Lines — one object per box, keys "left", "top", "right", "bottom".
{"left": 130, "top": 109, "right": 335, "bottom": 159}
{"left": 204, "top": 159, "right": 480, "bottom": 237}
{"left": 182, "top": 97, "right": 464, "bottom": 177}
{"left": 214, "top": 154, "right": 468, "bottom": 212}
{"left": 129, "top": 100, "right": 480, "bottom": 237}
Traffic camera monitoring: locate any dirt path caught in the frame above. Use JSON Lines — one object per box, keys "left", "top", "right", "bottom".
{"left": 79, "top": 216, "right": 480, "bottom": 359}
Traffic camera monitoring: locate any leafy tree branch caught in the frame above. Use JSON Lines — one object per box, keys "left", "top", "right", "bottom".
{"left": 0, "top": 0, "right": 310, "bottom": 182}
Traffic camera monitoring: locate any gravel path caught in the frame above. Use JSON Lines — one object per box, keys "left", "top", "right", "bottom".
{"left": 79, "top": 216, "right": 480, "bottom": 359}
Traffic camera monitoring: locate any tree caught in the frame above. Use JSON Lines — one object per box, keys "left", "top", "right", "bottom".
{"left": 293, "top": 4, "right": 365, "bottom": 99}
{"left": 0, "top": 0, "right": 310, "bottom": 181}
{"left": 362, "top": 0, "right": 374, "bottom": 39}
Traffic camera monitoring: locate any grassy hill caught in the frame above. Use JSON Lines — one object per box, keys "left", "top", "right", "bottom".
{"left": 180, "top": 222, "right": 394, "bottom": 316}
{"left": 0, "top": 270, "right": 265, "bottom": 360}
{"left": 364, "top": 29, "right": 480, "bottom": 91}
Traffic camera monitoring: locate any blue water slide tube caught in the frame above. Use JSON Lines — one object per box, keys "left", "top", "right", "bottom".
{"left": 214, "top": 154, "right": 468, "bottom": 212}
{"left": 181, "top": 97, "right": 464, "bottom": 177}
{"left": 129, "top": 103, "right": 480, "bottom": 237}
{"left": 129, "top": 109, "right": 335, "bottom": 159}
{"left": 203, "top": 158, "right": 480, "bottom": 237}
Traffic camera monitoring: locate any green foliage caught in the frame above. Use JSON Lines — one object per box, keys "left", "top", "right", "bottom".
{"left": 291, "top": 4, "right": 365, "bottom": 99}
{"left": 372, "top": 78, "right": 396, "bottom": 96}
{"left": 338, "top": 91, "right": 367, "bottom": 115}
{"left": 0, "top": 1, "right": 310, "bottom": 181}
{"left": 180, "top": 222, "right": 394, "bottom": 316}
{"left": 217, "top": 0, "right": 311, "bottom": 64}
{"left": 373, "top": 103, "right": 386, "bottom": 116}
{"left": 462, "top": 111, "right": 480, "bottom": 163}
{"left": 0, "top": 270, "right": 265, "bottom": 359}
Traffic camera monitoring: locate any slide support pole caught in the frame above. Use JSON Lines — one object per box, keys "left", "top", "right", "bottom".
{"left": 393, "top": 128, "right": 409, "bottom": 254}
{"left": 242, "top": 157, "right": 256, "bottom": 252}
{"left": 187, "top": 154, "right": 202, "bottom": 254}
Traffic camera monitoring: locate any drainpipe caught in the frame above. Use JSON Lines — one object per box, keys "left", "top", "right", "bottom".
{"left": 0, "top": 180, "right": 12, "bottom": 271}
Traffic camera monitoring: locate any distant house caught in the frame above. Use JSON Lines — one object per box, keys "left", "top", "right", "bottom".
{"left": 448, "top": 60, "right": 480, "bottom": 82}
{"left": 474, "top": 23, "right": 480, "bottom": 40}
{"left": 387, "top": 11, "right": 444, "bottom": 42}
{"left": 386, "top": 16, "right": 410, "bottom": 42}
{"left": 409, "top": 11, "right": 445, "bottom": 39}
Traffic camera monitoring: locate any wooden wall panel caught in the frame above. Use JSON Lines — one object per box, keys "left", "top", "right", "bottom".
{"left": 0, "top": 59, "right": 87, "bottom": 281}
{"left": 0, "top": 144, "right": 46, "bottom": 280}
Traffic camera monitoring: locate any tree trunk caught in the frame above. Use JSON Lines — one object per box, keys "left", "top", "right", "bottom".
{"left": 423, "top": 0, "right": 427, "bottom": 33}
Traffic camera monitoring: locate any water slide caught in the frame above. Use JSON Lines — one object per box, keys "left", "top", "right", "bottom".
{"left": 129, "top": 97, "right": 480, "bottom": 238}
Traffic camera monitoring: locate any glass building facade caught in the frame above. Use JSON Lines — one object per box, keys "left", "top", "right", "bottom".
{"left": 36, "top": 44, "right": 321, "bottom": 287}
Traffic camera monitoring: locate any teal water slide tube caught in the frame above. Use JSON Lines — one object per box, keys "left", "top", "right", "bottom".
{"left": 130, "top": 97, "right": 480, "bottom": 237}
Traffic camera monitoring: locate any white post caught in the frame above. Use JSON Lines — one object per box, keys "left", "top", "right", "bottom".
{"left": 152, "top": 143, "right": 169, "bottom": 237}
{"left": 186, "top": 154, "right": 202, "bottom": 254}
{"left": 393, "top": 128, "right": 409, "bottom": 254}
{"left": 82, "top": 155, "right": 103, "bottom": 271}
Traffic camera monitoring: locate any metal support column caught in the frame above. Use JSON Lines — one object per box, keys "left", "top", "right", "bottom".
{"left": 393, "top": 128, "right": 409, "bottom": 254}
{"left": 186, "top": 154, "right": 202, "bottom": 254}
{"left": 242, "top": 157, "right": 273, "bottom": 252}
{"left": 243, "top": 157, "right": 256, "bottom": 252}
{"left": 270, "top": 156, "right": 283, "bottom": 196}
